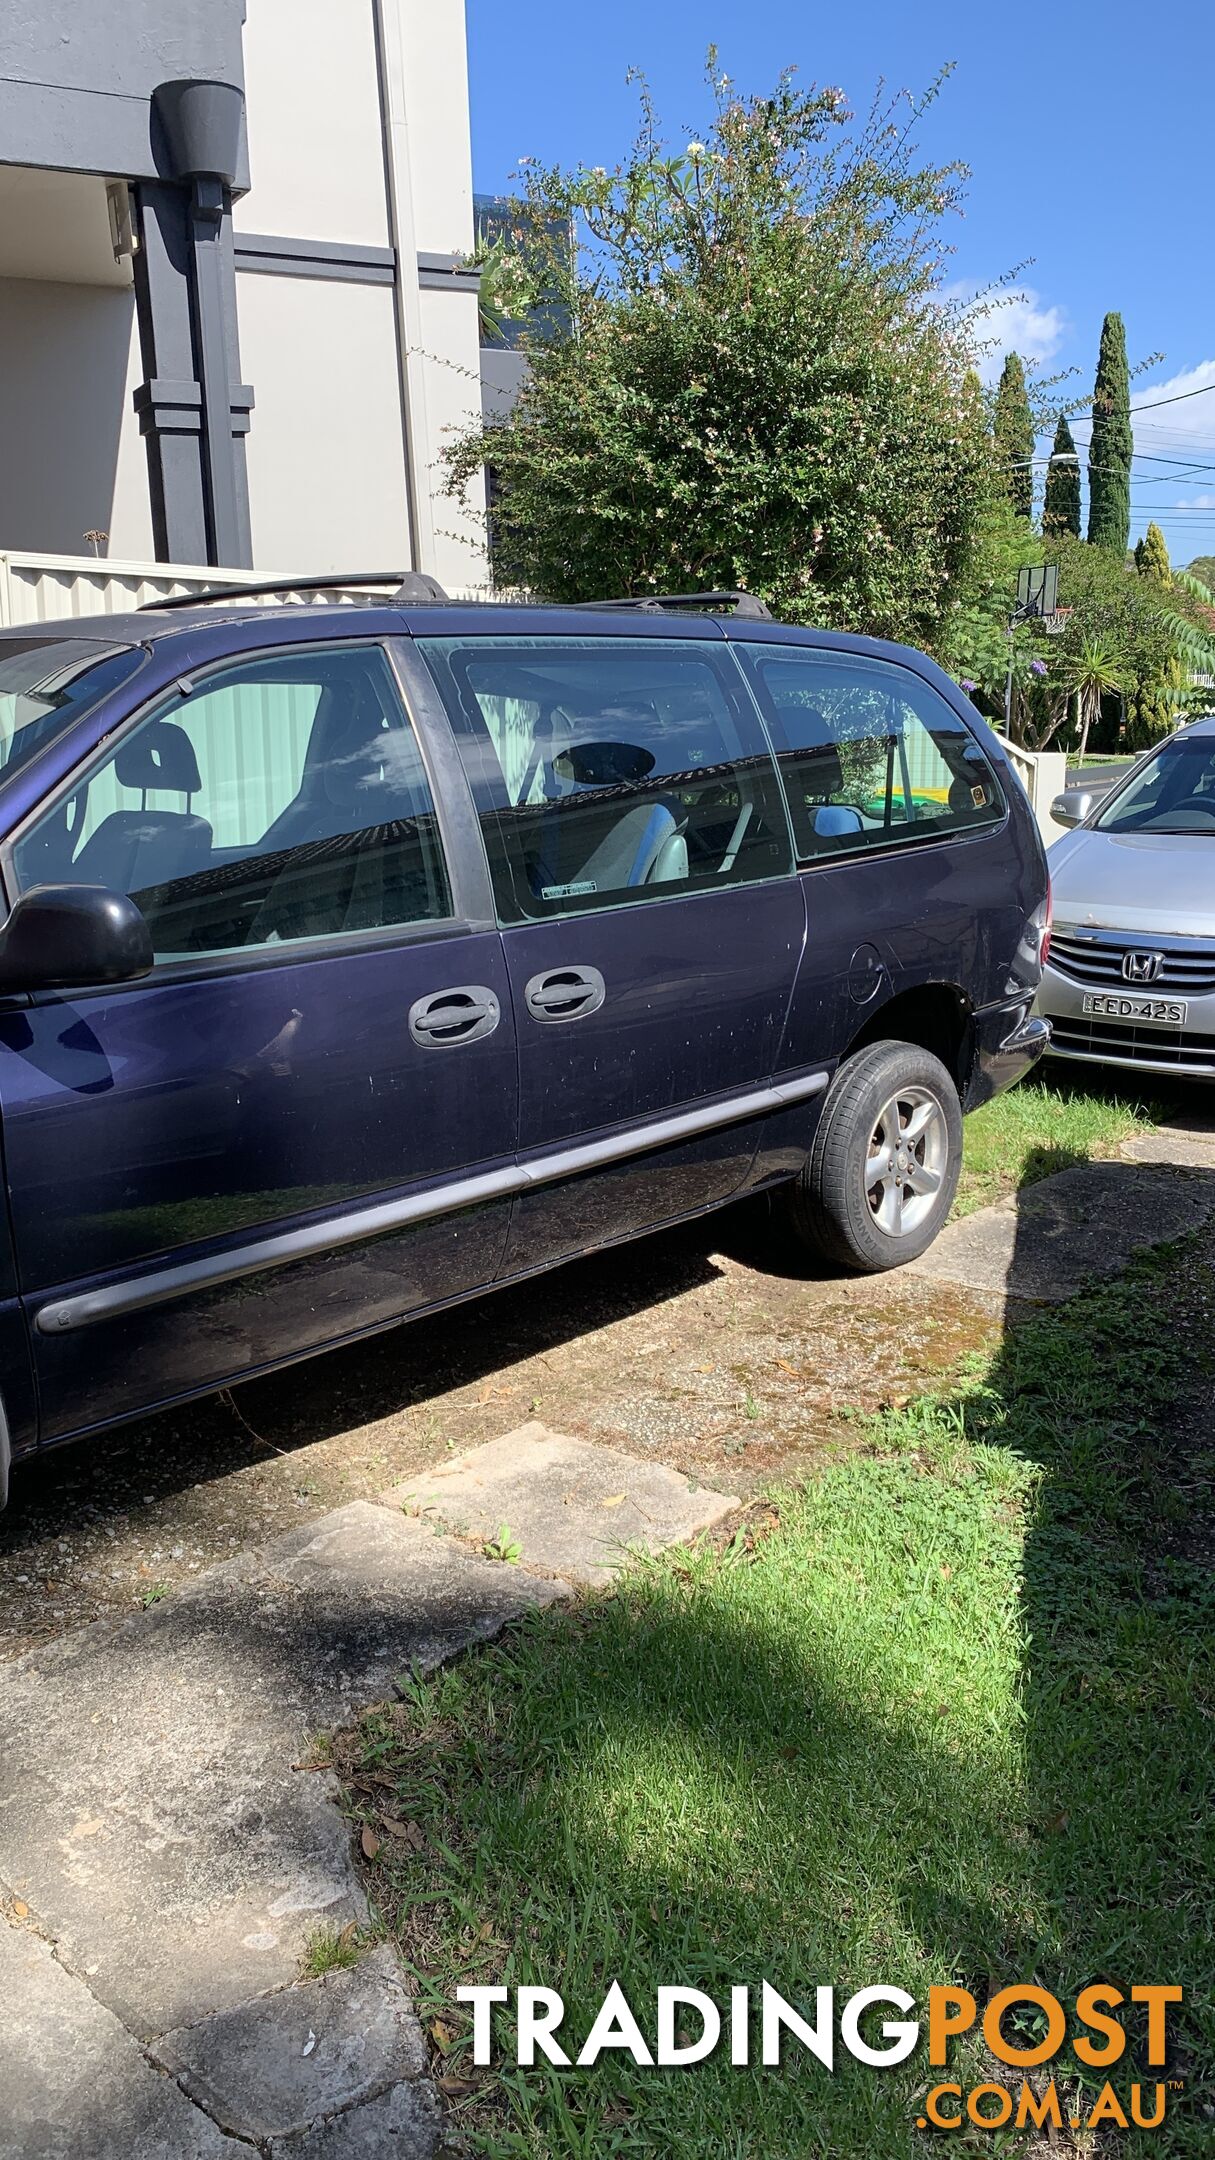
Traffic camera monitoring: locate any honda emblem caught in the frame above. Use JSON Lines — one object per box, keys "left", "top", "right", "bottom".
{"left": 1122, "top": 950, "right": 1164, "bottom": 984}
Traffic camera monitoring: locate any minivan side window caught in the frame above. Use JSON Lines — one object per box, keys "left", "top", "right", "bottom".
{"left": 417, "top": 636, "right": 793, "bottom": 923}
{"left": 12, "top": 645, "right": 452, "bottom": 958}
{"left": 735, "top": 646, "right": 1004, "bottom": 863}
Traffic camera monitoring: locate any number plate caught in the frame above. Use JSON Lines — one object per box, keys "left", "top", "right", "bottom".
{"left": 1081, "top": 992, "right": 1187, "bottom": 1027}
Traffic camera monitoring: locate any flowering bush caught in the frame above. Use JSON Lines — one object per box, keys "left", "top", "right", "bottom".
{"left": 443, "top": 56, "right": 994, "bottom": 647}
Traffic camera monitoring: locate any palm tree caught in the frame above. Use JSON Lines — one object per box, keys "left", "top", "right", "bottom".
{"left": 1066, "top": 636, "right": 1124, "bottom": 764}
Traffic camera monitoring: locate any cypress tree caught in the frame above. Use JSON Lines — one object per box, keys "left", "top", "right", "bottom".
{"left": 1087, "top": 312, "right": 1133, "bottom": 553}
{"left": 993, "top": 354, "right": 1034, "bottom": 520}
{"left": 1042, "top": 412, "right": 1081, "bottom": 538}
{"left": 1135, "top": 519, "right": 1171, "bottom": 582}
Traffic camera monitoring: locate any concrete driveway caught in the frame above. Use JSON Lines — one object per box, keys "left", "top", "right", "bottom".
{"left": 0, "top": 1199, "right": 998, "bottom": 1660}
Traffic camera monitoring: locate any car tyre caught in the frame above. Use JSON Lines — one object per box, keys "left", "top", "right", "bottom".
{"left": 784, "top": 1040, "right": 963, "bottom": 1273}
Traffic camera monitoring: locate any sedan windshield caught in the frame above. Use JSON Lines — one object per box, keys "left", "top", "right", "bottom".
{"left": 1097, "top": 732, "right": 1215, "bottom": 835}
{"left": 0, "top": 638, "right": 145, "bottom": 787}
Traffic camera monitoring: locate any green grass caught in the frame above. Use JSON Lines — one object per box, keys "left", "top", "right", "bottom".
{"left": 346, "top": 1239, "right": 1215, "bottom": 2158}
{"left": 956, "top": 1075, "right": 1161, "bottom": 1216}
{"left": 300, "top": 1920, "right": 365, "bottom": 1979}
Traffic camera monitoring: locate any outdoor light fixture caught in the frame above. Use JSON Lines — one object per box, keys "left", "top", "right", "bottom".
{"left": 106, "top": 182, "right": 135, "bottom": 262}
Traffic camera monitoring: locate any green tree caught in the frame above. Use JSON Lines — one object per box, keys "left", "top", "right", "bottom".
{"left": 992, "top": 355, "right": 1035, "bottom": 520}
{"left": 1134, "top": 519, "right": 1171, "bottom": 582}
{"left": 1087, "top": 312, "right": 1133, "bottom": 553}
{"left": 443, "top": 65, "right": 995, "bottom": 646}
{"left": 1066, "top": 635, "right": 1124, "bottom": 761}
{"left": 939, "top": 497, "right": 1039, "bottom": 715}
{"left": 1126, "top": 657, "right": 1186, "bottom": 749}
{"left": 1042, "top": 412, "right": 1080, "bottom": 538}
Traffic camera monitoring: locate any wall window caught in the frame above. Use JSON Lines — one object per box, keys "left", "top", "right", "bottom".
{"left": 417, "top": 636, "right": 793, "bottom": 922}
{"left": 736, "top": 647, "right": 1004, "bottom": 862}
{"left": 13, "top": 645, "right": 451, "bottom": 957}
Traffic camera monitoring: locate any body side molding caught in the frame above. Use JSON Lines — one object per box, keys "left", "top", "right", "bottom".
{"left": 35, "top": 1070, "right": 829, "bottom": 1337}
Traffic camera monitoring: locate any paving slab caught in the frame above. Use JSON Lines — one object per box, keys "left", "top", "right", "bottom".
{"left": 1122, "top": 1123, "right": 1215, "bottom": 1168}
{"left": 0, "top": 1501, "right": 568, "bottom": 2038}
{"left": 389, "top": 1421, "right": 737, "bottom": 1585}
{"left": 0, "top": 1915, "right": 243, "bottom": 2160}
{"left": 154, "top": 1944, "right": 427, "bottom": 2142}
{"left": 911, "top": 1160, "right": 1215, "bottom": 1303}
{"left": 269, "top": 2078, "right": 443, "bottom": 2159}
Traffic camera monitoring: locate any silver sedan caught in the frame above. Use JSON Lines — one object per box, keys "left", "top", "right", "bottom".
{"left": 1036, "top": 716, "right": 1215, "bottom": 1082}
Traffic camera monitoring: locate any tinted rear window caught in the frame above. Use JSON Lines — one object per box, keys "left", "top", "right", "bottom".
{"left": 735, "top": 645, "right": 1005, "bottom": 861}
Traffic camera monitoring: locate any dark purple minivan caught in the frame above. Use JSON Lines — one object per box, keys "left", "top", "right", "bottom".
{"left": 0, "top": 585, "right": 1049, "bottom": 1506}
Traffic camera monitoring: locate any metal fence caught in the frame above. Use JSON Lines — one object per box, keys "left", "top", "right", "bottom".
{"left": 0, "top": 551, "right": 499, "bottom": 626}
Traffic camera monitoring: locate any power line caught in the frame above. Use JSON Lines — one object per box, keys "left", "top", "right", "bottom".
{"left": 1068, "top": 381, "right": 1215, "bottom": 421}
{"left": 1128, "top": 381, "right": 1215, "bottom": 417}
{"left": 1127, "top": 453, "right": 1215, "bottom": 471}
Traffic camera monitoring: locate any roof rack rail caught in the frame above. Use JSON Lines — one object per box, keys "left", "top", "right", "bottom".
{"left": 576, "top": 589, "right": 774, "bottom": 620}
{"left": 139, "top": 571, "right": 449, "bottom": 612}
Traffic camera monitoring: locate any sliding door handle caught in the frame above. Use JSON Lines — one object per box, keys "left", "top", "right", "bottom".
{"left": 409, "top": 985, "right": 501, "bottom": 1047}
{"left": 524, "top": 966, "right": 606, "bottom": 1023}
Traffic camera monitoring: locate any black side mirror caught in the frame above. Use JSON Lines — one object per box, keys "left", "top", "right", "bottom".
{"left": 0, "top": 885, "right": 154, "bottom": 993}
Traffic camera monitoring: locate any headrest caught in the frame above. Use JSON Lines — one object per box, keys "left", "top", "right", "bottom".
{"left": 553, "top": 740, "right": 657, "bottom": 787}
{"left": 317, "top": 691, "right": 427, "bottom": 816}
{"left": 949, "top": 773, "right": 991, "bottom": 815}
{"left": 115, "top": 718, "right": 202, "bottom": 797}
{"left": 789, "top": 741, "right": 844, "bottom": 797}
{"left": 813, "top": 803, "right": 864, "bottom": 838}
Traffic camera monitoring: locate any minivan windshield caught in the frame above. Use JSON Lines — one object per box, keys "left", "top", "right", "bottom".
{"left": 0, "top": 638, "right": 145, "bottom": 788}
{"left": 1096, "top": 731, "right": 1215, "bottom": 835}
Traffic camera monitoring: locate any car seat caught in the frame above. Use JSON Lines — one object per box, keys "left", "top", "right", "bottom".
{"left": 529, "top": 737, "right": 689, "bottom": 896}
{"left": 70, "top": 720, "right": 213, "bottom": 897}
{"left": 247, "top": 693, "right": 443, "bottom": 943}
{"left": 259, "top": 683, "right": 427, "bottom": 851}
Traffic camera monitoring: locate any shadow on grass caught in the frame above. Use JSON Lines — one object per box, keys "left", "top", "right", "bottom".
{"left": 346, "top": 1162, "right": 1215, "bottom": 2159}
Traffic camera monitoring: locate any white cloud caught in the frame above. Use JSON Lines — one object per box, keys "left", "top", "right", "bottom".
{"left": 1067, "top": 357, "right": 1215, "bottom": 459}
{"left": 1126, "top": 360, "right": 1215, "bottom": 478}
{"left": 942, "top": 282, "right": 1067, "bottom": 385}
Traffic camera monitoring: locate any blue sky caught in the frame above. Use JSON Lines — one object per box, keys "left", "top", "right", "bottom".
{"left": 466, "top": 0, "right": 1215, "bottom": 564}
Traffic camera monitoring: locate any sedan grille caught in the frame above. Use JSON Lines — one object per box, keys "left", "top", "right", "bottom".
{"left": 1050, "top": 928, "right": 1215, "bottom": 996}
{"left": 1050, "top": 1014, "right": 1215, "bottom": 1073}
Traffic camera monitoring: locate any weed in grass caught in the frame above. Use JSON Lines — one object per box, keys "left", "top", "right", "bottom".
{"left": 301, "top": 1921, "right": 362, "bottom": 1979}
{"left": 483, "top": 1524, "right": 523, "bottom": 1565}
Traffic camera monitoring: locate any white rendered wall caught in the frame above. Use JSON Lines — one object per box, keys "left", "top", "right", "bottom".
{"left": 0, "top": 277, "right": 153, "bottom": 558}
{"left": 236, "top": 272, "right": 411, "bottom": 571}
{"left": 235, "top": 0, "right": 390, "bottom": 246}
{"left": 377, "top": 0, "right": 487, "bottom": 586}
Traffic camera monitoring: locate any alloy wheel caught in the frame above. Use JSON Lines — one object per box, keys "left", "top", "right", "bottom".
{"left": 863, "top": 1086, "right": 948, "bottom": 1238}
